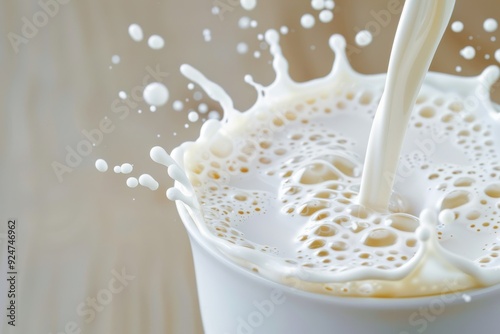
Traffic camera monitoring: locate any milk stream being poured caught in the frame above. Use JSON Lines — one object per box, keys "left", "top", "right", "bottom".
{"left": 359, "top": 0, "right": 456, "bottom": 212}
{"left": 115, "top": 1, "right": 500, "bottom": 297}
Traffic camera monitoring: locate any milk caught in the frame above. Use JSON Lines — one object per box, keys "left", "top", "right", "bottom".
{"left": 108, "top": 1, "right": 500, "bottom": 298}
{"left": 359, "top": 0, "right": 455, "bottom": 211}
{"left": 154, "top": 20, "right": 500, "bottom": 297}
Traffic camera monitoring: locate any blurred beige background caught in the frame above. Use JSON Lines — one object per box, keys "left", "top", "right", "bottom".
{"left": 1, "top": 0, "right": 499, "bottom": 333}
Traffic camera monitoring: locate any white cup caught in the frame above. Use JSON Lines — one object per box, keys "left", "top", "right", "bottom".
{"left": 177, "top": 202, "right": 500, "bottom": 334}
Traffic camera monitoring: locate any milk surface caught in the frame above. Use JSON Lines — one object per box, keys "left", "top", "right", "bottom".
{"left": 156, "top": 21, "right": 500, "bottom": 296}
{"left": 103, "top": 0, "right": 500, "bottom": 297}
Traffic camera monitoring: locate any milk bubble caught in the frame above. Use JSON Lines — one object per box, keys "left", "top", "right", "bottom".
{"left": 495, "top": 49, "right": 500, "bottom": 63}
{"left": 143, "top": 82, "right": 169, "bottom": 107}
{"left": 128, "top": 24, "right": 143, "bottom": 42}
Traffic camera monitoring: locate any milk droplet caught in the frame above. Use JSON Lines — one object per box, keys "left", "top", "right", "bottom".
{"left": 355, "top": 30, "right": 373, "bottom": 47}
{"left": 495, "top": 49, "right": 500, "bottom": 63}
{"left": 188, "top": 83, "right": 195, "bottom": 90}
{"left": 118, "top": 91, "right": 127, "bottom": 99}
{"left": 439, "top": 209, "right": 455, "bottom": 225}
{"left": 301, "top": 14, "right": 315, "bottom": 29}
{"left": 250, "top": 20, "right": 258, "bottom": 28}
{"left": 126, "top": 177, "right": 139, "bottom": 188}
{"left": 173, "top": 100, "right": 184, "bottom": 111}
{"left": 241, "top": 0, "right": 256, "bottom": 11}
{"left": 150, "top": 146, "right": 176, "bottom": 167}
{"left": 280, "top": 26, "right": 289, "bottom": 35}
{"left": 139, "top": 174, "right": 159, "bottom": 191}
{"left": 111, "top": 55, "right": 120, "bottom": 64}
{"left": 483, "top": 18, "right": 498, "bottom": 33}
{"left": 143, "top": 82, "right": 169, "bottom": 107}
{"left": 324, "top": 0, "right": 334, "bottom": 10}
{"left": 451, "top": 21, "right": 464, "bottom": 33}
{"left": 319, "top": 10, "right": 333, "bottom": 23}
{"left": 193, "top": 91, "right": 203, "bottom": 101}
{"left": 456, "top": 66, "right": 462, "bottom": 72}
{"left": 416, "top": 226, "right": 431, "bottom": 241}
{"left": 211, "top": 6, "right": 220, "bottom": 15}
{"left": 198, "top": 103, "right": 208, "bottom": 113}
{"left": 150, "top": 106, "right": 157, "bottom": 112}
{"left": 128, "top": 24, "right": 143, "bottom": 42}
{"left": 188, "top": 111, "right": 200, "bottom": 122}
{"left": 460, "top": 46, "right": 476, "bottom": 60}
{"left": 208, "top": 110, "right": 221, "bottom": 120}
{"left": 148, "top": 35, "right": 165, "bottom": 50}
{"left": 311, "top": 0, "right": 325, "bottom": 10}
{"left": 237, "top": 42, "right": 249, "bottom": 54}
{"left": 121, "top": 163, "right": 133, "bottom": 174}
{"left": 239, "top": 16, "right": 251, "bottom": 29}
{"left": 203, "top": 29, "right": 212, "bottom": 42}
{"left": 254, "top": 51, "right": 261, "bottom": 58}
{"left": 95, "top": 159, "right": 108, "bottom": 172}
{"left": 113, "top": 166, "right": 121, "bottom": 173}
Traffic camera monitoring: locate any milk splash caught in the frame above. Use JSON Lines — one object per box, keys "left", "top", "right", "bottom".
{"left": 111, "top": 3, "right": 500, "bottom": 297}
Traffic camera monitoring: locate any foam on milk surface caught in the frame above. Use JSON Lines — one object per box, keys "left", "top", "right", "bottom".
{"left": 158, "top": 22, "right": 500, "bottom": 296}
{"left": 103, "top": 1, "right": 500, "bottom": 298}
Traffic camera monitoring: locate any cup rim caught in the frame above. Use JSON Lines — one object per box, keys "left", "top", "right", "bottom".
{"left": 177, "top": 201, "right": 500, "bottom": 309}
